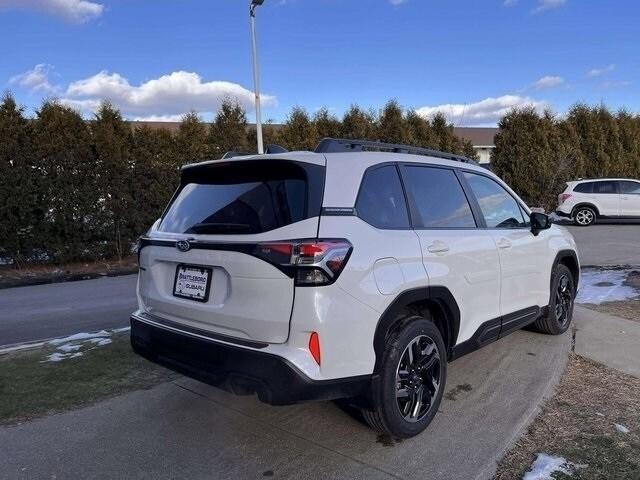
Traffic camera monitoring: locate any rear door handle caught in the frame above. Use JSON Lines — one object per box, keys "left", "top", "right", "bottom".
{"left": 496, "top": 238, "right": 512, "bottom": 249}
{"left": 427, "top": 241, "right": 450, "bottom": 254}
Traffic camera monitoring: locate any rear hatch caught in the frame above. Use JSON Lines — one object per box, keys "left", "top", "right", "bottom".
{"left": 138, "top": 157, "right": 325, "bottom": 344}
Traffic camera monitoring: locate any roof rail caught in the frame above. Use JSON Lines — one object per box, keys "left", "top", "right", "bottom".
{"left": 314, "top": 138, "right": 478, "bottom": 165}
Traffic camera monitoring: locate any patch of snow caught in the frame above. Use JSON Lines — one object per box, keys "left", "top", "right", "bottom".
{"left": 48, "top": 331, "right": 110, "bottom": 346}
{"left": 614, "top": 423, "right": 630, "bottom": 434}
{"left": 595, "top": 412, "right": 605, "bottom": 417}
{"left": 112, "top": 326, "right": 131, "bottom": 333}
{"left": 56, "top": 343, "right": 83, "bottom": 353}
{"left": 88, "top": 338, "right": 112, "bottom": 347}
{"left": 523, "top": 453, "right": 580, "bottom": 480}
{"left": 41, "top": 328, "right": 121, "bottom": 363}
{"left": 43, "top": 352, "right": 83, "bottom": 363}
{"left": 577, "top": 269, "right": 639, "bottom": 305}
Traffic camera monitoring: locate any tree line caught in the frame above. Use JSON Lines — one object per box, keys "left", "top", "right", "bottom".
{"left": 0, "top": 95, "right": 476, "bottom": 266}
{"left": 492, "top": 105, "right": 640, "bottom": 210}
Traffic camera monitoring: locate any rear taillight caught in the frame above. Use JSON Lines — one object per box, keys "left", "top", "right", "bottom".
{"left": 559, "top": 193, "right": 572, "bottom": 204}
{"left": 255, "top": 239, "right": 352, "bottom": 286}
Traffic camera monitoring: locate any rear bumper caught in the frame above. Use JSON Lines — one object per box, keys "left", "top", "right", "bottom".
{"left": 130, "top": 314, "right": 371, "bottom": 406}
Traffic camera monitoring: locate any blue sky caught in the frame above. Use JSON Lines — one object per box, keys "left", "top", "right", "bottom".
{"left": 1, "top": 0, "right": 637, "bottom": 125}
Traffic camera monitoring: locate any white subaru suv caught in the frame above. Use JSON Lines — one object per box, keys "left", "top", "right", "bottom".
{"left": 556, "top": 178, "right": 640, "bottom": 226}
{"left": 131, "top": 138, "right": 579, "bottom": 438}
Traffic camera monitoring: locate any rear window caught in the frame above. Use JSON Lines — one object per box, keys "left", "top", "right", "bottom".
{"left": 159, "top": 160, "right": 324, "bottom": 234}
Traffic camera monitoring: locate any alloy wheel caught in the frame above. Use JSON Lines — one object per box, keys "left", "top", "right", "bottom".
{"left": 395, "top": 335, "right": 441, "bottom": 422}
{"left": 575, "top": 209, "right": 594, "bottom": 226}
{"left": 555, "top": 274, "right": 573, "bottom": 327}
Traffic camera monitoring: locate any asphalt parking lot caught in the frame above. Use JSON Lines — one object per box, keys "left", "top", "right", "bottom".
{"left": 564, "top": 223, "right": 640, "bottom": 266}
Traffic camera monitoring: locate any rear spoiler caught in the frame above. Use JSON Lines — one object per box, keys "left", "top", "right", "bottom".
{"left": 221, "top": 144, "right": 288, "bottom": 159}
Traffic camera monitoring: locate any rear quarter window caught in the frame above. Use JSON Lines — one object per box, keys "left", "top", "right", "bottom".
{"left": 573, "top": 182, "right": 593, "bottom": 194}
{"left": 356, "top": 165, "right": 410, "bottom": 229}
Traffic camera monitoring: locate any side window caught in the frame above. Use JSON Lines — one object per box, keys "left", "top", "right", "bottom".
{"left": 402, "top": 166, "right": 476, "bottom": 228}
{"left": 593, "top": 181, "right": 617, "bottom": 194}
{"left": 463, "top": 172, "right": 527, "bottom": 228}
{"left": 356, "top": 165, "right": 410, "bottom": 229}
{"left": 574, "top": 182, "right": 593, "bottom": 194}
{"left": 619, "top": 181, "right": 640, "bottom": 194}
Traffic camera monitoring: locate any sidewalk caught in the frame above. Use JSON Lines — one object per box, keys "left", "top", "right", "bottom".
{"left": 573, "top": 305, "right": 640, "bottom": 378}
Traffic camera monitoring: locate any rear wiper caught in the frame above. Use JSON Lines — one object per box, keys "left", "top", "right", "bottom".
{"left": 185, "top": 222, "right": 253, "bottom": 234}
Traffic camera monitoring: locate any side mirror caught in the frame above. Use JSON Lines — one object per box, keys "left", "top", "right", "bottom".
{"left": 530, "top": 212, "right": 551, "bottom": 235}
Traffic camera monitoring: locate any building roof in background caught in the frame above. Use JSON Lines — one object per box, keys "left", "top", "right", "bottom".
{"left": 453, "top": 127, "right": 498, "bottom": 147}
{"left": 129, "top": 122, "right": 499, "bottom": 148}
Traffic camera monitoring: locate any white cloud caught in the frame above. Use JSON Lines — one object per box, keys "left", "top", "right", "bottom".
{"left": 9, "top": 64, "right": 58, "bottom": 93}
{"left": 415, "top": 94, "right": 547, "bottom": 126}
{"left": 532, "top": 0, "right": 567, "bottom": 14}
{"left": 587, "top": 64, "right": 615, "bottom": 77}
{"left": 503, "top": 0, "right": 518, "bottom": 6}
{"left": 60, "top": 70, "right": 276, "bottom": 119}
{"left": 388, "top": 0, "right": 407, "bottom": 5}
{"left": 533, "top": 75, "right": 565, "bottom": 89}
{"left": 0, "top": 0, "right": 104, "bottom": 23}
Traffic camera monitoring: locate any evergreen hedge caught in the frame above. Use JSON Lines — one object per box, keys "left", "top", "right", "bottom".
{"left": 2, "top": 93, "right": 638, "bottom": 266}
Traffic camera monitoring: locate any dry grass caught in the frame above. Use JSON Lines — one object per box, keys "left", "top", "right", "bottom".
{"left": 495, "top": 355, "right": 640, "bottom": 480}
{"left": 0, "top": 333, "right": 176, "bottom": 425}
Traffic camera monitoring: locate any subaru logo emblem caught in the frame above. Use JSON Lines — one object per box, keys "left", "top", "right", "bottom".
{"left": 176, "top": 240, "right": 191, "bottom": 252}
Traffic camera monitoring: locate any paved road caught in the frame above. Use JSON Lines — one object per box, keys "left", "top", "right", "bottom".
{"left": 0, "top": 328, "right": 571, "bottom": 480}
{"left": 0, "top": 275, "right": 136, "bottom": 347}
{"left": 563, "top": 223, "right": 640, "bottom": 266}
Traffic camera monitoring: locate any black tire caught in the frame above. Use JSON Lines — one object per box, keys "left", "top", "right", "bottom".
{"left": 531, "top": 264, "right": 576, "bottom": 335}
{"left": 362, "top": 315, "right": 447, "bottom": 438}
{"left": 573, "top": 206, "right": 596, "bottom": 226}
